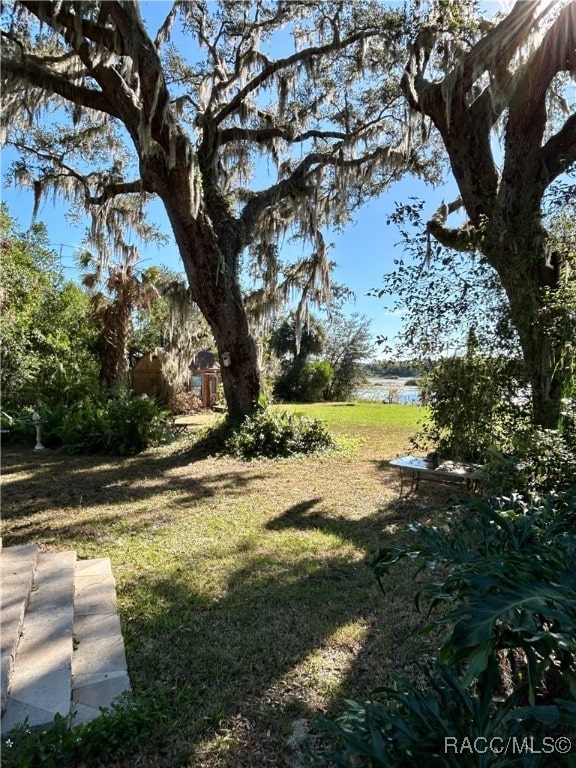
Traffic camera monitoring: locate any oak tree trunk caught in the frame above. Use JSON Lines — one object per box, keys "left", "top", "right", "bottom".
{"left": 156, "top": 164, "right": 261, "bottom": 423}
{"left": 485, "top": 226, "right": 563, "bottom": 430}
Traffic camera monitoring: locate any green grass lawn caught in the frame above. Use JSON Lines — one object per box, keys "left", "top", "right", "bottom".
{"left": 282, "top": 401, "right": 426, "bottom": 456}
{"left": 1, "top": 403, "right": 454, "bottom": 768}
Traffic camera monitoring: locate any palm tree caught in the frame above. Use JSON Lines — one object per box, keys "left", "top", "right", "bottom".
{"left": 79, "top": 251, "right": 160, "bottom": 389}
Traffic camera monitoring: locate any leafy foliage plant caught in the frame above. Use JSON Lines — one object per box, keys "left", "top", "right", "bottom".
{"left": 313, "top": 492, "right": 576, "bottom": 766}
{"left": 0, "top": 206, "right": 100, "bottom": 411}
{"left": 225, "top": 408, "right": 336, "bottom": 459}
{"left": 1, "top": 694, "right": 159, "bottom": 768}
{"left": 11, "top": 390, "right": 171, "bottom": 455}
{"left": 483, "top": 396, "right": 576, "bottom": 499}
{"left": 414, "top": 351, "right": 530, "bottom": 463}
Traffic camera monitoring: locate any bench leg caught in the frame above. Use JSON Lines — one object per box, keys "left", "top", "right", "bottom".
{"left": 397, "top": 468, "right": 418, "bottom": 497}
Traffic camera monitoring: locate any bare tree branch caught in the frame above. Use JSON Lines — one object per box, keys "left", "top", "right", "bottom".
{"left": 426, "top": 198, "right": 478, "bottom": 256}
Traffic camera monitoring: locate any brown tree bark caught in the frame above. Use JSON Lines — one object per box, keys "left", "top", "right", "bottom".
{"left": 402, "top": 0, "right": 576, "bottom": 428}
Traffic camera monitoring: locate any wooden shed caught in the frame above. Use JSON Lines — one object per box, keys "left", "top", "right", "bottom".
{"left": 198, "top": 367, "right": 221, "bottom": 408}
{"left": 192, "top": 350, "right": 221, "bottom": 407}
{"left": 131, "top": 351, "right": 162, "bottom": 396}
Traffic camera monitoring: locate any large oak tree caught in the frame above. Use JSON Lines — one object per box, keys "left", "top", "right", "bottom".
{"left": 402, "top": 0, "right": 576, "bottom": 427}
{"left": 1, "top": 0, "right": 420, "bottom": 421}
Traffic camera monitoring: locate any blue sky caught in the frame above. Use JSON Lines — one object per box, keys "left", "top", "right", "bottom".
{"left": 0, "top": 1, "right": 461, "bottom": 354}
{"left": 2, "top": 152, "right": 457, "bottom": 348}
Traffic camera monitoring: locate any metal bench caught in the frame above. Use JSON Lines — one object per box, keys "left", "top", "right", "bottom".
{"left": 389, "top": 456, "right": 483, "bottom": 496}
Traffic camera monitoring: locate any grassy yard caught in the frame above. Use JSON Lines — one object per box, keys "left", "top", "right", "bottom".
{"left": 1, "top": 403, "right": 461, "bottom": 767}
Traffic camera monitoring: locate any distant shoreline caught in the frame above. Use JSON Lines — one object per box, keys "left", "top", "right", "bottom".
{"left": 355, "top": 377, "right": 421, "bottom": 404}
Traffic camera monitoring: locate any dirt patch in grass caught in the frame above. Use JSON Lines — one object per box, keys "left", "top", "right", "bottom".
{"left": 1, "top": 405, "right": 466, "bottom": 767}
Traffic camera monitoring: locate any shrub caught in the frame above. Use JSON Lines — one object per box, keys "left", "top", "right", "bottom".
{"left": 99, "top": 391, "right": 171, "bottom": 454}
{"left": 5, "top": 406, "right": 68, "bottom": 449}
{"left": 483, "top": 398, "right": 576, "bottom": 498}
{"left": 225, "top": 408, "right": 336, "bottom": 459}
{"left": 0, "top": 208, "right": 100, "bottom": 413}
{"left": 274, "top": 360, "right": 334, "bottom": 403}
{"left": 415, "top": 354, "right": 529, "bottom": 462}
{"left": 13, "top": 390, "right": 171, "bottom": 454}
{"left": 484, "top": 430, "right": 576, "bottom": 499}
{"left": 299, "top": 360, "right": 334, "bottom": 402}
{"left": 1, "top": 694, "right": 158, "bottom": 768}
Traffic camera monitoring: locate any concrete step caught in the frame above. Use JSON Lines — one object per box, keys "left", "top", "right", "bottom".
{"left": 71, "top": 558, "right": 131, "bottom": 726}
{"left": 0, "top": 548, "right": 131, "bottom": 734}
{"left": 1, "top": 551, "right": 76, "bottom": 732}
{"left": 0, "top": 544, "right": 39, "bottom": 715}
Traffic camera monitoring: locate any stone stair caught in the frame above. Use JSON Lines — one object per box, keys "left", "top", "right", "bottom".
{"left": 1, "top": 544, "right": 131, "bottom": 735}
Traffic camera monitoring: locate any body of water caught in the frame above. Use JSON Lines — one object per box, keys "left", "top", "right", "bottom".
{"left": 354, "top": 377, "right": 421, "bottom": 404}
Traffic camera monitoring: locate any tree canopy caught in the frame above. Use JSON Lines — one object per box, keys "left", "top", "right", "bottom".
{"left": 0, "top": 205, "right": 98, "bottom": 408}
{"left": 1, "top": 0, "right": 427, "bottom": 420}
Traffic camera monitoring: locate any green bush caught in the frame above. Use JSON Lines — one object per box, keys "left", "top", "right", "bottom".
{"left": 483, "top": 398, "right": 576, "bottom": 498}
{"left": 416, "top": 354, "right": 529, "bottom": 462}
{"left": 274, "top": 360, "right": 334, "bottom": 402}
{"left": 225, "top": 408, "right": 336, "bottom": 459}
{"left": 484, "top": 430, "right": 576, "bottom": 498}
{"left": 11, "top": 391, "right": 171, "bottom": 454}
{"left": 99, "top": 391, "right": 171, "bottom": 454}
{"left": 299, "top": 360, "right": 334, "bottom": 402}
{"left": 5, "top": 406, "right": 68, "bottom": 449}
{"left": 1, "top": 694, "right": 158, "bottom": 768}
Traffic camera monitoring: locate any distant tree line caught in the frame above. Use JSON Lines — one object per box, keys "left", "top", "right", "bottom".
{"left": 364, "top": 360, "right": 422, "bottom": 379}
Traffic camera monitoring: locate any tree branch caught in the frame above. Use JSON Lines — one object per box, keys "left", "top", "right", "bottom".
{"left": 457, "top": 1, "right": 542, "bottom": 94}
{"left": 88, "top": 180, "right": 145, "bottom": 205}
{"left": 219, "top": 125, "right": 348, "bottom": 145}
{"left": 104, "top": 2, "right": 173, "bottom": 146}
{"left": 510, "top": 0, "right": 576, "bottom": 114}
{"left": 401, "top": 2, "right": 558, "bottom": 124}
{"left": 1, "top": 54, "right": 120, "bottom": 117}
{"left": 214, "top": 28, "right": 379, "bottom": 126}
{"left": 9, "top": 138, "right": 145, "bottom": 206}
{"left": 19, "top": 0, "right": 125, "bottom": 54}
{"left": 154, "top": 2, "right": 180, "bottom": 50}
{"left": 426, "top": 198, "right": 478, "bottom": 256}
{"left": 502, "top": 1, "right": 576, "bottom": 207}
{"left": 400, "top": 26, "right": 437, "bottom": 115}
{"left": 238, "top": 143, "right": 405, "bottom": 244}
{"left": 541, "top": 112, "right": 576, "bottom": 186}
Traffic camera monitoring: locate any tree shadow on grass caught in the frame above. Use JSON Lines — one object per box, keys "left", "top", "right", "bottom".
{"left": 0, "top": 441, "right": 267, "bottom": 548}
{"left": 2, "top": 443, "right": 449, "bottom": 766}
{"left": 119, "top": 494, "right": 446, "bottom": 768}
